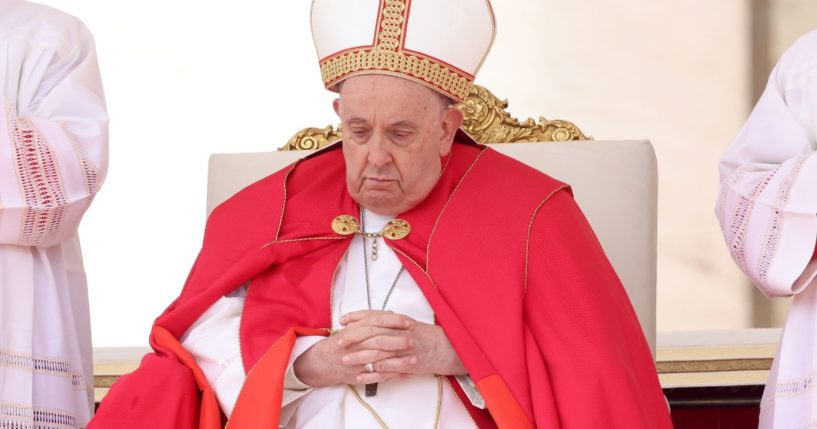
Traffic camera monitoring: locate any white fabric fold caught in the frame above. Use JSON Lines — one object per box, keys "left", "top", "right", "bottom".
{"left": 0, "top": 3, "right": 107, "bottom": 428}
{"left": 183, "top": 210, "right": 482, "bottom": 427}
{"left": 716, "top": 30, "right": 817, "bottom": 428}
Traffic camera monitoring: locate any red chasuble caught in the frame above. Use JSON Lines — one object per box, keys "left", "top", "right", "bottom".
{"left": 90, "top": 136, "right": 672, "bottom": 429}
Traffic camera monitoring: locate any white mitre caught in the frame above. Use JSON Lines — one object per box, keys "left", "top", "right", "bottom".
{"left": 311, "top": 0, "right": 496, "bottom": 101}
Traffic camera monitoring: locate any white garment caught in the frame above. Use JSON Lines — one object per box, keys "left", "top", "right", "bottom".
{"left": 183, "top": 210, "right": 480, "bottom": 428}
{"left": 716, "top": 30, "right": 817, "bottom": 428}
{"left": 0, "top": 1, "right": 108, "bottom": 428}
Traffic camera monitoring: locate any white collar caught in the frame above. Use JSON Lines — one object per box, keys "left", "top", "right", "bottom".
{"left": 361, "top": 208, "right": 395, "bottom": 234}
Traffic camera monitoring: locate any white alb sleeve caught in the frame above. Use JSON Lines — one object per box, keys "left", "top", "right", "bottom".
{"left": 716, "top": 31, "right": 817, "bottom": 297}
{"left": 180, "top": 287, "right": 247, "bottom": 418}
{"left": 456, "top": 375, "right": 485, "bottom": 409}
{"left": 0, "top": 11, "right": 108, "bottom": 246}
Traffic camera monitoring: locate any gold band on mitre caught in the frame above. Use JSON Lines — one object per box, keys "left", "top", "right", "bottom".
{"left": 320, "top": 50, "right": 474, "bottom": 102}
{"left": 314, "top": 0, "right": 493, "bottom": 102}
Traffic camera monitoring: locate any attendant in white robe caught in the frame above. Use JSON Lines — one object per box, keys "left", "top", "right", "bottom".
{"left": 0, "top": 1, "right": 108, "bottom": 428}
{"left": 716, "top": 29, "right": 817, "bottom": 428}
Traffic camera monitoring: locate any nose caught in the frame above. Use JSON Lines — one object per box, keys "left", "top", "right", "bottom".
{"left": 367, "top": 134, "right": 392, "bottom": 167}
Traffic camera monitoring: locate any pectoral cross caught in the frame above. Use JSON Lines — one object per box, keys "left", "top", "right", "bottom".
{"left": 365, "top": 383, "right": 378, "bottom": 397}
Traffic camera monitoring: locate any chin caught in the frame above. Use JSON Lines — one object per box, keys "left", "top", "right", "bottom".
{"left": 357, "top": 193, "right": 399, "bottom": 214}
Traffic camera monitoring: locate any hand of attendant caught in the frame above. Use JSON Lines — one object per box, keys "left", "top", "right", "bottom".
{"left": 293, "top": 310, "right": 466, "bottom": 387}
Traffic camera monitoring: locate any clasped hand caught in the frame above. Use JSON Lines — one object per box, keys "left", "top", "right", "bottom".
{"left": 294, "top": 310, "right": 466, "bottom": 387}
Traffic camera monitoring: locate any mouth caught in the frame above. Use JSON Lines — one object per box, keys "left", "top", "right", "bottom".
{"left": 363, "top": 177, "right": 397, "bottom": 190}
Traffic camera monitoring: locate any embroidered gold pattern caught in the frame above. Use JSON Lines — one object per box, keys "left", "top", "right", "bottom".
{"left": 321, "top": 50, "right": 473, "bottom": 101}
{"left": 377, "top": 0, "right": 406, "bottom": 51}
{"left": 319, "top": 0, "right": 474, "bottom": 101}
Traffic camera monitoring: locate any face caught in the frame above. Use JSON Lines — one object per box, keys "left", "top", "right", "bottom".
{"left": 335, "top": 75, "right": 464, "bottom": 215}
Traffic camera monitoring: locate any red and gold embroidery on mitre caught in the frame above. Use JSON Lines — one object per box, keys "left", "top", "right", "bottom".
{"left": 312, "top": 0, "right": 496, "bottom": 102}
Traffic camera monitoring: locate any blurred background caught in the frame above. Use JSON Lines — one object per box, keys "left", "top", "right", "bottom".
{"left": 32, "top": 0, "right": 816, "bottom": 347}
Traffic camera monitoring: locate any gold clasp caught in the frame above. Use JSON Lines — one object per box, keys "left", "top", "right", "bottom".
{"left": 331, "top": 215, "right": 360, "bottom": 236}
{"left": 383, "top": 219, "right": 410, "bottom": 240}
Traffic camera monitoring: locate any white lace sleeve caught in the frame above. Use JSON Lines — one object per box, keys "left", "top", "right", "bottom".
{"left": 716, "top": 30, "right": 817, "bottom": 297}
{"left": 0, "top": 11, "right": 107, "bottom": 246}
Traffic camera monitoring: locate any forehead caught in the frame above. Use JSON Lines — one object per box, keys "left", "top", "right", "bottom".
{"left": 338, "top": 75, "right": 443, "bottom": 121}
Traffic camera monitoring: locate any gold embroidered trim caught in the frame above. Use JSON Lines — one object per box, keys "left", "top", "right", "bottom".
{"left": 261, "top": 235, "right": 348, "bottom": 249}
{"left": 275, "top": 161, "right": 300, "bottom": 242}
{"left": 523, "top": 186, "right": 570, "bottom": 297}
{"left": 320, "top": 50, "right": 473, "bottom": 101}
{"left": 392, "top": 247, "right": 432, "bottom": 284}
{"left": 237, "top": 281, "right": 252, "bottom": 374}
{"left": 346, "top": 375, "right": 444, "bottom": 429}
{"left": 377, "top": 0, "right": 407, "bottom": 52}
{"left": 329, "top": 245, "right": 352, "bottom": 325}
{"left": 426, "top": 150, "right": 486, "bottom": 272}
{"left": 444, "top": 377, "right": 479, "bottom": 429}
{"left": 320, "top": 0, "right": 472, "bottom": 101}
{"left": 227, "top": 328, "right": 299, "bottom": 429}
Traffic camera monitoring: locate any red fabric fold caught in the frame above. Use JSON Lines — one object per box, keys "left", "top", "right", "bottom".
{"left": 91, "top": 139, "right": 671, "bottom": 428}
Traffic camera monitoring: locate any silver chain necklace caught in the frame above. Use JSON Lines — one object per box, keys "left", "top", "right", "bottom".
{"left": 360, "top": 208, "right": 404, "bottom": 397}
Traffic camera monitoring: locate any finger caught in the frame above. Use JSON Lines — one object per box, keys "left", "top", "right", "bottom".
{"left": 339, "top": 310, "right": 391, "bottom": 325}
{"left": 341, "top": 349, "right": 397, "bottom": 366}
{"left": 355, "top": 371, "right": 401, "bottom": 385}
{"left": 355, "top": 335, "right": 414, "bottom": 352}
{"left": 337, "top": 325, "right": 398, "bottom": 347}
{"left": 372, "top": 355, "right": 419, "bottom": 374}
{"left": 341, "top": 311, "right": 412, "bottom": 329}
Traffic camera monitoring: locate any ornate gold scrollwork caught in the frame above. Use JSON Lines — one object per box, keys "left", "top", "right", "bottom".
{"left": 281, "top": 84, "right": 589, "bottom": 151}
{"left": 458, "top": 85, "right": 590, "bottom": 144}
{"left": 282, "top": 125, "right": 343, "bottom": 151}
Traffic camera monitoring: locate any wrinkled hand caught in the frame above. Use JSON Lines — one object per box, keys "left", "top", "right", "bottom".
{"left": 293, "top": 310, "right": 466, "bottom": 387}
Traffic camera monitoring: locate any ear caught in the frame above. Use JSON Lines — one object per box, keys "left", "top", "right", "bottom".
{"left": 332, "top": 98, "right": 341, "bottom": 117}
{"left": 438, "top": 107, "right": 464, "bottom": 157}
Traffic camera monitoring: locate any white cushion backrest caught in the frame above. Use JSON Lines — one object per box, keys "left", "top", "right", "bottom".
{"left": 207, "top": 140, "right": 658, "bottom": 355}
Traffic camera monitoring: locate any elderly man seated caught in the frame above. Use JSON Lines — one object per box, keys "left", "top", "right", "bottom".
{"left": 91, "top": 1, "right": 672, "bottom": 428}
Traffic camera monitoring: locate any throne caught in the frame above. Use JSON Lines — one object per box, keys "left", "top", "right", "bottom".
{"left": 205, "top": 84, "right": 659, "bottom": 355}
{"left": 93, "top": 85, "right": 660, "bottom": 403}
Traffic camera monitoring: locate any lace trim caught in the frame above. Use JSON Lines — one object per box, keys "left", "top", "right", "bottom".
{"left": 61, "top": 122, "right": 99, "bottom": 195}
{"left": 5, "top": 103, "right": 67, "bottom": 246}
{"left": 757, "top": 154, "right": 810, "bottom": 288}
{"left": 0, "top": 402, "right": 83, "bottom": 429}
{"left": 716, "top": 166, "right": 744, "bottom": 232}
{"left": 720, "top": 165, "right": 776, "bottom": 273}
{"left": 773, "top": 372, "right": 817, "bottom": 398}
{"left": 0, "top": 350, "right": 86, "bottom": 390}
